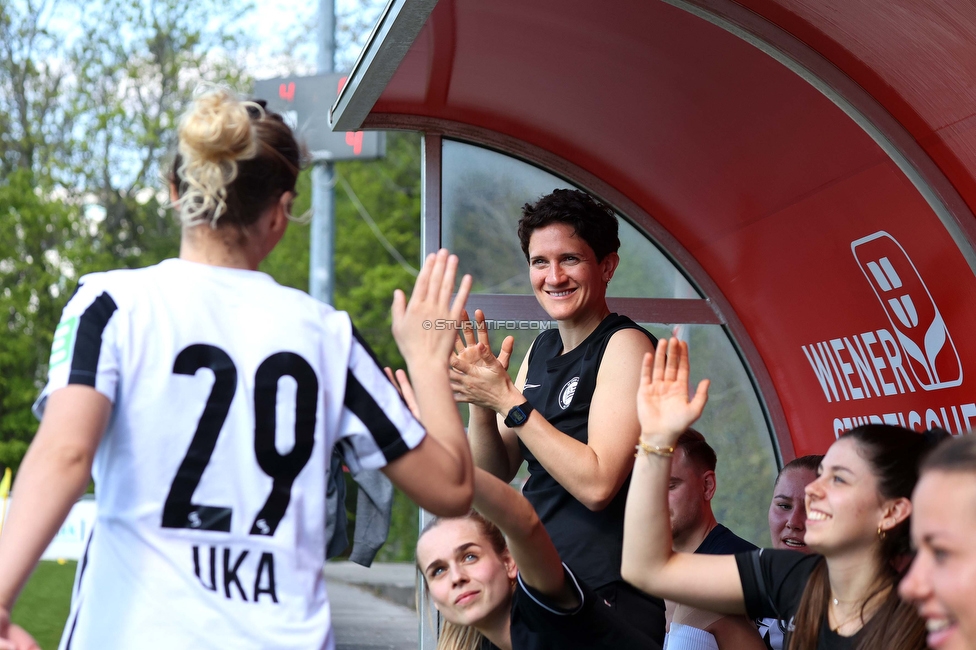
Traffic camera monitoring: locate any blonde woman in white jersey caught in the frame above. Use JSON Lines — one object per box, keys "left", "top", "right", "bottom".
{"left": 0, "top": 89, "right": 474, "bottom": 650}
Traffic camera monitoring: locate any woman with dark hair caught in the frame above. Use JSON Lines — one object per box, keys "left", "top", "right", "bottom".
{"left": 759, "top": 455, "right": 823, "bottom": 650}
{"left": 0, "top": 89, "right": 475, "bottom": 650}
{"left": 450, "top": 189, "right": 663, "bottom": 642}
{"left": 900, "top": 435, "right": 976, "bottom": 650}
{"left": 769, "top": 455, "right": 823, "bottom": 554}
{"left": 622, "top": 338, "right": 935, "bottom": 650}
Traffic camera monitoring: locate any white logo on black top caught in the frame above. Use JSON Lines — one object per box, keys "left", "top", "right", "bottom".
{"left": 524, "top": 383, "right": 542, "bottom": 390}
{"left": 558, "top": 377, "right": 579, "bottom": 410}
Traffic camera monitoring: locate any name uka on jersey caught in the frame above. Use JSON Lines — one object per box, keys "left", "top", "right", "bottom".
{"left": 193, "top": 545, "right": 278, "bottom": 604}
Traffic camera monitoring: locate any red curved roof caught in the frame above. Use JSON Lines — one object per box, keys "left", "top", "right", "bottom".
{"left": 334, "top": 0, "right": 976, "bottom": 455}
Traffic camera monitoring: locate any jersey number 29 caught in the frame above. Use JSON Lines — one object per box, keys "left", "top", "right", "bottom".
{"left": 161, "top": 344, "right": 316, "bottom": 537}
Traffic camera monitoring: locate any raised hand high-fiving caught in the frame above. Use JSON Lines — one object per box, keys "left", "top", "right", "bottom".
{"left": 391, "top": 249, "right": 472, "bottom": 368}
{"left": 636, "top": 337, "right": 710, "bottom": 447}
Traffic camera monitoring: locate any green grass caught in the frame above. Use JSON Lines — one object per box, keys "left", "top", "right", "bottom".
{"left": 11, "top": 560, "right": 76, "bottom": 650}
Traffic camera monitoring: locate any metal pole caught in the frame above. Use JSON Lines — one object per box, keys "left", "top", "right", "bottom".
{"left": 310, "top": 0, "right": 336, "bottom": 304}
{"left": 418, "top": 134, "right": 443, "bottom": 650}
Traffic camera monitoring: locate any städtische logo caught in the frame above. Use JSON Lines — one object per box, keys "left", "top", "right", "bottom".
{"left": 800, "top": 231, "right": 969, "bottom": 436}
{"left": 852, "top": 232, "right": 961, "bottom": 390}
{"left": 558, "top": 377, "right": 579, "bottom": 410}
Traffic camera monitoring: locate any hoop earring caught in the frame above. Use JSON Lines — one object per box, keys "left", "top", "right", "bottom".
{"left": 877, "top": 525, "right": 886, "bottom": 540}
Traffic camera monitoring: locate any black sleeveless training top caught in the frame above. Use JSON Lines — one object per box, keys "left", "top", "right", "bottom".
{"left": 519, "top": 313, "right": 656, "bottom": 590}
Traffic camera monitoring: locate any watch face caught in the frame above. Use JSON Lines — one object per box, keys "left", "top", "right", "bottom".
{"left": 509, "top": 407, "right": 526, "bottom": 425}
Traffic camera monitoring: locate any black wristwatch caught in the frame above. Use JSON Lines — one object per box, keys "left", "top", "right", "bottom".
{"left": 503, "top": 401, "right": 534, "bottom": 428}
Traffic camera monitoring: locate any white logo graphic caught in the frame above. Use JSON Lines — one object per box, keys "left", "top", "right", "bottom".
{"left": 558, "top": 377, "right": 579, "bottom": 410}
{"left": 852, "top": 231, "right": 962, "bottom": 391}
{"left": 523, "top": 384, "right": 542, "bottom": 390}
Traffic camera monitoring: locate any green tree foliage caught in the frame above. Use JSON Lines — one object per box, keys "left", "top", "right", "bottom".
{"left": 0, "top": 0, "right": 72, "bottom": 179}
{"left": 262, "top": 132, "right": 422, "bottom": 369}
{"left": 333, "top": 135, "right": 423, "bottom": 561}
{"left": 0, "top": 0, "right": 250, "bottom": 472}
{"left": 0, "top": 170, "right": 84, "bottom": 471}
{"left": 65, "top": 0, "right": 252, "bottom": 267}
{"left": 333, "top": 135, "right": 421, "bottom": 367}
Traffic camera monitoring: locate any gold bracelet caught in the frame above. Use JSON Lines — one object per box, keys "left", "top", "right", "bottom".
{"left": 635, "top": 440, "right": 675, "bottom": 458}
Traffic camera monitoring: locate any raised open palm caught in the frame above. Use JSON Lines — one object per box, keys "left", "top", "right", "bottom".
{"left": 636, "top": 338, "right": 710, "bottom": 446}
{"left": 391, "top": 250, "right": 472, "bottom": 364}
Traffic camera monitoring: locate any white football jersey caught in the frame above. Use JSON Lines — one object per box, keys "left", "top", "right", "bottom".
{"left": 34, "top": 259, "right": 426, "bottom": 650}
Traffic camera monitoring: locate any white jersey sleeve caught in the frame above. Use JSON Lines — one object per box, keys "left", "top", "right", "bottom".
{"left": 34, "top": 274, "right": 122, "bottom": 417}
{"left": 335, "top": 327, "right": 426, "bottom": 474}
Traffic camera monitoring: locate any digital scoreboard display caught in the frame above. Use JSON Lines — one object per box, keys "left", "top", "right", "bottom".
{"left": 253, "top": 74, "right": 385, "bottom": 162}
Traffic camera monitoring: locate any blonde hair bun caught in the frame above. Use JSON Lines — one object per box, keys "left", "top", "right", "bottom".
{"left": 176, "top": 88, "right": 259, "bottom": 227}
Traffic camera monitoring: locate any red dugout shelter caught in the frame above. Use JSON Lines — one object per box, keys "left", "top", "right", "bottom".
{"left": 330, "top": 0, "right": 976, "bottom": 509}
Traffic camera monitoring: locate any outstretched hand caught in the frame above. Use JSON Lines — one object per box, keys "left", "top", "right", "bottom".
{"left": 636, "top": 338, "right": 709, "bottom": 446}
{"left": 391, "top": 250, "right": 472, "bottom": 368}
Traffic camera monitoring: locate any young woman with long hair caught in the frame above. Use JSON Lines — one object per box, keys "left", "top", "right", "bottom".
{"left": 622, "top": 338, "right": 935, "bottom": 650}
{"left": 0, "top": 89, "right": 475, "bottom": 650}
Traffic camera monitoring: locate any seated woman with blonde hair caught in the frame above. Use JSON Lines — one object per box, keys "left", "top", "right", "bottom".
{"left": 388, "top": 369, "right": 656, "bottom": 650}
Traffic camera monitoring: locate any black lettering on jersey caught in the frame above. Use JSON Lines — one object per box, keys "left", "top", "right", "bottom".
{"left": 192, "top": 545, "right": 278, "bottom": 604}
{"left": 162, "top": 344, "right": 236, "bottom": 532}
{"left": 254, "top": 552, "right": 278, "bottom": 603}
{"left": 163, "top": 346, "right": 318, "bottom": 538}
{"left": 193, "top": 545, "right": 217, "bottom": 591}
{"left": 223, "top": 548, "right": 249, "bottom": 601}
{"left": 250, "top": 353, "right": 317, "bottom": 537}
{"left": 68, "top": 292, "right": 118, "bottom": 387}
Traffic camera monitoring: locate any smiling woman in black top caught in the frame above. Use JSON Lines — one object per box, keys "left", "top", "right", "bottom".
{"left": 449, "top": 190, "right": 662, "bottom": 642}
{"left": 622, "top": 338, "right": 934, "bottom": 650}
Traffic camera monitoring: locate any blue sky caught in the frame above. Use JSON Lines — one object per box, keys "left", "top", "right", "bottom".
{"left": 243, "top": 0, "right": 385, "bottom": 77}
{"left": 38, "top": 0, "right": 383, "bottom": 79}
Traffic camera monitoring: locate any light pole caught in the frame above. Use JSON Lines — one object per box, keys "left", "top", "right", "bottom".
{"left": 310, "top": 0, "right": 336, "bottom": 304}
